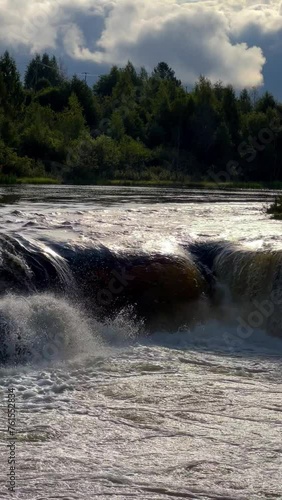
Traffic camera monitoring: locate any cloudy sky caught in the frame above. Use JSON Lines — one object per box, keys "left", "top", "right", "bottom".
{"left": 1, "top": 0, "right": 282, "bottom": 95}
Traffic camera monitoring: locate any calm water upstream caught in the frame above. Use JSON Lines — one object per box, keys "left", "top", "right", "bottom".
{"left": 0, "top": 185, "right": 282, "bottom": 499}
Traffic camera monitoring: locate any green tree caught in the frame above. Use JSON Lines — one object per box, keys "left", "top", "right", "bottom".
{"left": 110, "top": 111, "right": 125, "bottom": 141}
{"left": 255, "top": 91, "right": 276, "bottom": 113}
{"left": 70, "top": 76, "right": 100, "bottom": 128}
{"left": 212, "top": 122, "right": 233, "bottom": 166}
{"left": 24, "top": 53, "right": 64, "bottom": 90}
{"left": 152, "top": 62, "right": 181, "bottom": 87}
{"left": 194, "top": 76, "right": 216, "bottom": 106}
{"left": 67, "top": 134, "right": 121, "bottom": 182}
{"left": 221, "top": 85, "right": 240, "bottom": 143}
{"left": 36, "top": 84, "right": 71, "bottom": 112}
{"left": 119, "top": 136, "right": 151, "bottom": 170}
{"left": 93, "top": 66, "right": 119, "bottom": 97}
{"left": 239, "top": 89, "right": 253, "bottom": 114}
{"left": 92, "top": 135, "right": 121, "bottom": 172}
{"left": 0, "top": 51, "right": 24, "bottom": 111}
{"left": 19, "top": 103, "right": 62, "bottom": 162}
{"left": 66, "top": 138, "right": 99, "bottom": 184}
{"left": 190, "top": 77, "right": 219, "bottom": 163}
{"left": 58, "top": 93, "right": 87, "bottom": 145}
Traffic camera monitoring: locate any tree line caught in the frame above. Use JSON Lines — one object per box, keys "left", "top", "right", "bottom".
{"left": 1, "top": 50, "right": 282, "bottom": 184}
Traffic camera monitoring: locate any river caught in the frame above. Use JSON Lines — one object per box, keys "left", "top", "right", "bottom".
{"left": 0, "top": 185, "right": 281, "bottom": 499}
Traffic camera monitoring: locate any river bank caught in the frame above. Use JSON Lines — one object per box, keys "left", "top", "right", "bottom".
{"left": 2, "top": 175, "right": 282, "bottom": 190}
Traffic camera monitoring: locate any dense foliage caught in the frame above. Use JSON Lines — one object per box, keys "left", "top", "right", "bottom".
{"left": 1, "top": 50, "right": 282, "bottom": 184}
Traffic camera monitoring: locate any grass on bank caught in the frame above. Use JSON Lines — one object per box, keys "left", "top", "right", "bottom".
{"left": 0, "top": 175, "right": 60, "bottom": 185}
{"left": 16, "top": 177, "right": 60, "bottom": 185}
{"left": 267, "top": 195, "right": 282, "bottom": 220}
{"left": 1, "top": 173, "right": 282, "bottom": 190}
{"left": 99, "top": 179, "right": 282, "bottom": 190}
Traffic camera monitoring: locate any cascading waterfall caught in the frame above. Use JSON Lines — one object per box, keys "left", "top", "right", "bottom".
{"left": 0, "top": 234, "right": 75, "bottom": 293}
{"left": 1, "top": 233, "right": 282, "bottom": 364}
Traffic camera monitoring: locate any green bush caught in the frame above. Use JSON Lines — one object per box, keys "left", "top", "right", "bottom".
{"left": 119, "top": 136, "right": 151, "bottom": 170}
{"left": 65, "top": 135, "right": 121, "bottom": 183}
{"left": 0, "top": 140, "right": 48, "bottom": 178}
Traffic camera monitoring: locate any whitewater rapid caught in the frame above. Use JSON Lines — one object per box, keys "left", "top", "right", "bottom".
{"left": 0, "top": 185, "right": 282, "bottom": 499}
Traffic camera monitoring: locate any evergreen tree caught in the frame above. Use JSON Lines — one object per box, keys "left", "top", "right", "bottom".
{"left": 93, "top": 66, "right": 119, "bottom": 97}
{"left": 24, "top": 53, "right": 64, "bottom": 90}
{"left": 255, "top": 91, "right": 276, "bottom": 113}
{"left": 0, "top": 51, "right": 24, "bottom": 110}
{"left": 239, "top": 89, "right": 253, "bottom": 114}
{"left": 152, "top": 62, "right": 181, "bottom": 87}
{"left": 70, "top": 75, "right": 100, "bottom": 128}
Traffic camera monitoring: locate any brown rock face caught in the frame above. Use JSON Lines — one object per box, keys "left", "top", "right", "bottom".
{"left": 85, "top": 253, "right": 208, "bottom": 330}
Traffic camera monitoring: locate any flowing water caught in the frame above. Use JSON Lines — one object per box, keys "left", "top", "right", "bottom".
{"left": 0, "top": 185, "right": 282, "bottom": 499}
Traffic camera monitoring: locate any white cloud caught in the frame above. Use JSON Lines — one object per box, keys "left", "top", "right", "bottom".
{"left": 1, "top": 0, "right": 282, "bottom": 88}
{"left": 62, "top": 0, "right": 267, "bottom": 87}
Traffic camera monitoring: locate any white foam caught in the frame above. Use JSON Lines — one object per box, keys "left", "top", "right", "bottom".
{"left": 0, "top": 293, "right": 103, "bottom": 365}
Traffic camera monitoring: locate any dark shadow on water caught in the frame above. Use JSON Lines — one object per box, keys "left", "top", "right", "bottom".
{"left": 0, "top": 185, "right": 278, "bottom": 208}
{"left": 0, "top": 194, "right": 21, "bottom": 205}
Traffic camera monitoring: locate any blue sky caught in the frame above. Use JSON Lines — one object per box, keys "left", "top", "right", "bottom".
{"left": 1, "top": 0, "right": 282, "bottom": 96}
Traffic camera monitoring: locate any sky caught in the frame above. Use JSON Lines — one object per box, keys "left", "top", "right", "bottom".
{"left": 0, "top": 0, "right": 282, "bottom": 96}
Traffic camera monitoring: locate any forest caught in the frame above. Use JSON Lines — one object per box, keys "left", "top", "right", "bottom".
{"left": 1, "top": 51, "right": 282, "bottom": 185}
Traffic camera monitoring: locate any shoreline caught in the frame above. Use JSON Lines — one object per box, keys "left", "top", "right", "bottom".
{"left": 1, "top": 178, "right": 282, "bottom": 190}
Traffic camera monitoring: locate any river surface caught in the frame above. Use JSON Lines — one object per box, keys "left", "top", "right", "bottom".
{"left": 0, "top": 185, "right": 282, "bottom": 500}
